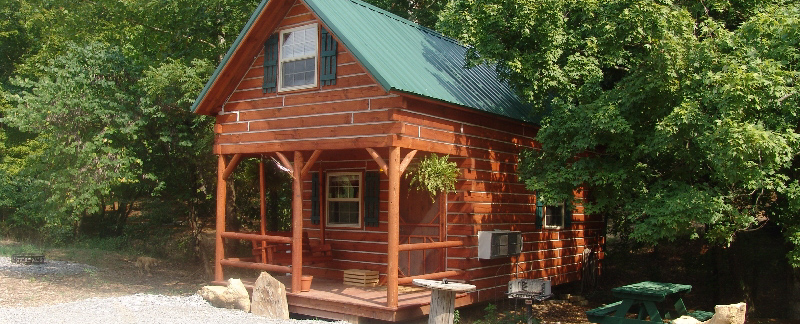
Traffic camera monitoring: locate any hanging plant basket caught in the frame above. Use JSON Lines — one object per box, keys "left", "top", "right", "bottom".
{"left": 406, "top": 153, "right": 460, "bottom": 201}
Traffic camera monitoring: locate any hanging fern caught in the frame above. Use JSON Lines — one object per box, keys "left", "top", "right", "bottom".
{"left": 406, "top": 154, "right": 460, "bottom": 201}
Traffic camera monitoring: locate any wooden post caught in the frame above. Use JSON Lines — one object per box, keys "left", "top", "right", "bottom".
{"left": 259, "top": 160, "right": 268, "bottom": 262}
{"left": 291, "top": 151, "right": 304, "bottom": 293}
{"left": 413, "top": 279, "right": 476, "bottom": 324}
{"left": 387, "top": 146, "right": 400, "bottom": 308}
{"left": 215, "top": 155, "right": 227, "bottom": 282}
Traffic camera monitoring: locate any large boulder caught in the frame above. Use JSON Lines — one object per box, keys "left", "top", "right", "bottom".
{"left": 706, "top": 303, "right": 746, "bottom": 324}
{"left": 198, "top": 278, "right": 251, "bottom": 312}
{"left": 250, "top": 272, "right": 290, "bottom": 319}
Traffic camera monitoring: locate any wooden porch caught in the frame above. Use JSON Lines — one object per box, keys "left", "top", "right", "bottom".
{"left": 213, "top": 148, "right": 467, "bottom": 321}
{"left": 229, "top": 275, "right": 473, "bottom": 323}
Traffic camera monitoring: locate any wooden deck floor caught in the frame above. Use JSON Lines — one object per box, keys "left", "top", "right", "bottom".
{"left": 229, "top": 275, "right": 471, "bottom": 323}
{"left": 277, "top": 275, "right": 434, "bottom": 323}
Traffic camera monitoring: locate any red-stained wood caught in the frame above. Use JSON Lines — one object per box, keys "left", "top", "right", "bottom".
{"left": 291, "top": 151, "right": 305, "bottom": 292}
{"left": 387, "top": 146, "right": 400, "bottom": 308}
{"left": 215, "top": 155, "right": 227, "bottom": 282}
{"left": 221, "top": 153, "right": 243, "bottom": 180}
{"left": 194, "top": 0, "right": 295, "bottom": 115}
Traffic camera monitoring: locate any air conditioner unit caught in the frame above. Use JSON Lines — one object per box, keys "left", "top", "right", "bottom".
{"left": 478, "top": 230, "right": 522, "bottom": 259}
{"left": 507, "top": 279, "right": 552, "bottom": 300}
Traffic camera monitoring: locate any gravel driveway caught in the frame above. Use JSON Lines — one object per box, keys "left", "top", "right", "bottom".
{"left": 0, "top": 257, "right": 344, "bottom": 324}
{"left": 0, "top": 294, "right": 344, "bottom": 324}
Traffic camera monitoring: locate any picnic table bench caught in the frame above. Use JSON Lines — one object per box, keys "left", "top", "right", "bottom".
{"left": 586, "top": 281, "right": 713, "bottom": 324}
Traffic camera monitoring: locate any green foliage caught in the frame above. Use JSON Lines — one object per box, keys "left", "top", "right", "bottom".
{"left": 472, "top": 304, "right": 534, "bottom": 324}
{"left": 440, "top": 0, "right": 800, "bottom": 264}
{"left": 362, "top": 0, "right": 446, "bottom": 28}
{"left": 407, "top": 154, "right": 460, "bottom": 201}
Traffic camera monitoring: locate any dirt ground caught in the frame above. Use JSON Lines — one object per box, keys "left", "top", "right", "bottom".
{"left": 0, "top": 241, "right": 205, "bottom": 308}
{"left": 0, "top": 239, "right": 593, "bottom": 323}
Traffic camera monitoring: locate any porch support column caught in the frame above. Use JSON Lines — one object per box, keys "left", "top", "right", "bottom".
{"left": 291, "top": 151, "right": 305, "bottom": 293}
{"left": 214, "top": 155, "right": 227, "bottom": 283}
{"left": 387, "top": 146, "right": 401, "bottom": 308}
{"left": 259, "top": 160, "right": 268, "bottom": 262}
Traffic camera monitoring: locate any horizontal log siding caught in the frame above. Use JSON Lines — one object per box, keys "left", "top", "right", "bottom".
{"left": 213, "top": 1, "right": 403, "bottom": 155}
{"left": 298, "top": 156, "right": 392, "bottom": 279}
{"left": 391, "top": 99, "right": 604, "bottom": 303}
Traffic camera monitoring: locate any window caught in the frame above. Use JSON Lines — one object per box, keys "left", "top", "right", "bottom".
{"left": 279, "top": 24, "right": 318, "bottom": 91}
{"left": 327, "top": 172, "right": 361, "bottom": 227}
{"left": 543, "top": 203, "right": 565, "bottom": 228}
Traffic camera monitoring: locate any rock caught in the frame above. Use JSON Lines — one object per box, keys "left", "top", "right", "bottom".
{"left": 250, "top": 272, "right": 290, "bottom": 319}
{"left": 674, "top": 316, "right": 702, "bottom": 324}
{"left": 198, "top": 278, "right": 251, "bottom": 312}
{"left": 705, "top": 303, "right": 746, "bottom": 324}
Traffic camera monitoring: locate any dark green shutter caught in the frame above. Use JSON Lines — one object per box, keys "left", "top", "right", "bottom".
{"left": 311, "top": 172, "right": 320, "bottom": 225}
{"left": 535, "top": 192, "right": 543, "bottom": 229}
{"left": 319, "top": 28, "right": 337, "bottom": 86}
{"left": 364, "top": 171, "right": 380, "bottom": 227}
{"left": 563, "top": 202, "right": 573, "bottom": 228}
{"left": 263, "top": 34, "right": 279, "bottom": 93}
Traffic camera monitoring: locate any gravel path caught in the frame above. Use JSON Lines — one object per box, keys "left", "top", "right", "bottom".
{"left": 0, "top": 257, "right": 344, "bottom": 323}
{"left": 0, "top": 256, "right": 97, "bottom": 277}
{"left": 0, "top": 294, "right": 345, "bottom": 324}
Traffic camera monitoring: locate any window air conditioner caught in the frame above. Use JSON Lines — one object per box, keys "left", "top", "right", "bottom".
{"left": 478, "top": 230, "right": 522, "bottom": 259}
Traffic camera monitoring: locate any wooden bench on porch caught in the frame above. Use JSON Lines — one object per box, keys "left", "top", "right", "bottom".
{"left": 250, "top": 231, "right": 333, "bottom": 266}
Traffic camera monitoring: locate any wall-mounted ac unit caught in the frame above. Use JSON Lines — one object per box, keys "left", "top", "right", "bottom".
{"left": 478, "top": 230, "right": 522, "bottom": 259}
{"left": 507, "top": 279, "right": 552, "bottom": 300}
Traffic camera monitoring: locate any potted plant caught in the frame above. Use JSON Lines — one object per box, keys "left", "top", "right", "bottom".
{"left": 406, "top": 153, "right": 460, "bottom": 201}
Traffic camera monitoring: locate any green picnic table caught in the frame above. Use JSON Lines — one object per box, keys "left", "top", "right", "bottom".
{"left": 586, "top": 281, "right": 713, "bottom": 324}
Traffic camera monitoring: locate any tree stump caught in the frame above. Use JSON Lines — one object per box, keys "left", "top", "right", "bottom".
{"left": 413, "top": 279, "right": 476, "bottom": 324}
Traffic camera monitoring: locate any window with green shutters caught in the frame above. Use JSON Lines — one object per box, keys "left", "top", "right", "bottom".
{"left": 535, "top": 193, "right": 572, "bottom": 229}
{"left": 263, "top": 24, "right": 338, "bottom": 93}
{"left": 327, "top": 172, "right": 361, "bottom": 227}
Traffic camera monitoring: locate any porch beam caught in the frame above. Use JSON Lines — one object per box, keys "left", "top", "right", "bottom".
{"left": 399, "top": 149, "right": 418, "bottom": 174}
{"left": 222, "top": 153, "right": 243, "bottom": 180}
{"left": 365, "top": 148, "right": 388, "bottom": 176}
{"left": 397, "top": 270, "right": 466, "bottom": 285}
{"left": 299, "top": 150, "right": 322, "bottom": 177}
{"left": 387, "top": 146, "right": 401, "bottom": 308}
{"left": 291, "top": 151, "right": 304, "bottom": 293}
{"left": 214, "top": 155, "right": 227, "bottom": 282}
{"left": 275, "top": 151, "right": 295, "bottom": 177}
{"left": 398, "top": 240, "right": 463, "bottom": 252}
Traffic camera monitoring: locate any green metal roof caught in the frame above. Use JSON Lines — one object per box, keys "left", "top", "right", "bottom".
{"left": 192, "top": 0, "right": 532, "bottom": 123}
{"left": 304, "top": 0, "right": 532, "bottom": 122}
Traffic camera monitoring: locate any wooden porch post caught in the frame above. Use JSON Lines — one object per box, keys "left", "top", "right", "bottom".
{"left": 259, "top": 160, "right": 268, "bottom": 262}
{"left": 291, "top": 151, "right": 305, "bottom": 293}
{"left": 387, "top": 146, "right": 401, "bottom": 308}
{"left": 215, "top": 155, "right": 227, "bottom": 283}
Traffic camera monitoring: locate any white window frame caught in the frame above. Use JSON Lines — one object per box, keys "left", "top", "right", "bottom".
{"left": 278, "top": 23, "right": 319, "bottom": 92}
{"left": 326, "top": 172, "right": 362, "bottom": 228}
{"left": 543, "top": 203, "right": 565, "bottom": 229}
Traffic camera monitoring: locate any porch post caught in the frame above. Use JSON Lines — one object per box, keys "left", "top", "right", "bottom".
{"left": 291, "top": 151, "right": 305, "bottom": 293}
{"left": 259, "top": 160, "right": 268, "bottom": 262}
{"left": 215, "top": 155, "right": 227, "bottom": 282}
{"left": 387, "top": 146, "right": 401, "bottom": 308}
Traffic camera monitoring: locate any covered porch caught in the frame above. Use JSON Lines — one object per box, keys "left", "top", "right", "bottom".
{"left": 212, "top": 146, "right": 466, "bottom": 316}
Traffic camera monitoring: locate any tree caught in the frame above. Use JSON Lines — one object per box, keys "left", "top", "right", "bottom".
{"left": 363, "top": 0, "right": 447, "bottom": 27}
{"left": 439, "top": 0, "right": 799, "bottom": 261}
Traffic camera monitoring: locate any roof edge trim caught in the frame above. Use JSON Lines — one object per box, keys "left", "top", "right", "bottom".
{"left": 191, "top": 0, "right": 270, "bottom": 114}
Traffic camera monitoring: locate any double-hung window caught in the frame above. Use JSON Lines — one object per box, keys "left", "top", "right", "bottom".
{"left": 327, "top": 172, "right": 361, "bottom": 227}
{"left": 543, "top": 203, "right": 565, "bottom": 228}
{"left": 279, "top": 24, "right": 318, "bottom": 91}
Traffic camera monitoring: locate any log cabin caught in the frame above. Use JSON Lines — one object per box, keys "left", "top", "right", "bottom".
{"left": 191, "top": 0, "right": 605, "bottom": 322}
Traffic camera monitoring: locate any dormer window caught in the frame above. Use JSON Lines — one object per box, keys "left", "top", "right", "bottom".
{"left": 279, "top": 24, "right": 318, "bottom": 91}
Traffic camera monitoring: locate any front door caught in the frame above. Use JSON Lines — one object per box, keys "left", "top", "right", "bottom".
{"left": 399, "top": 178, "right": 444, "bottom": 277}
